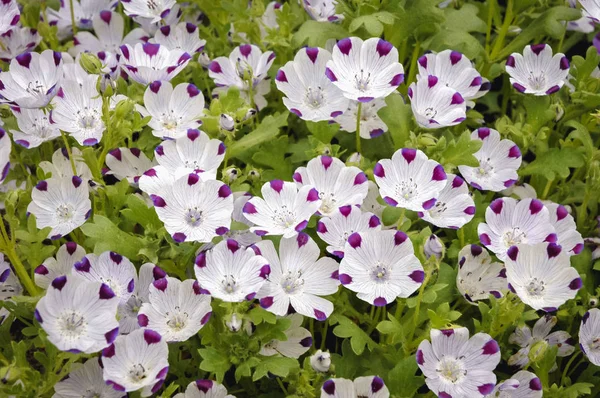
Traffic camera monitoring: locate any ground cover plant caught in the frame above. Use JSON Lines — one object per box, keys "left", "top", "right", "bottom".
{"left": 0, "top": 0, "right": 600, "bottom": 397}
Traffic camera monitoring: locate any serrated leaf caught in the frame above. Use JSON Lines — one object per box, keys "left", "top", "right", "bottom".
{"left": 228, "top": 112, "right": 288, "bottom": 159}
{"left": 520, "top": 148, "right": 585, "bottom": 180}
{"left": 441, "top": 131, "right": 483, "bottom": 169}
{"left": 292, "top": 20, "right": 350, "bottom": 48}
{"left": 199, "top": 347, "right": 231, "bottom": 382}
{"left": 378, "top": 95, "right": 413, "bottom": 150}
{"left": 80, "top": 215, "right": 142, "bottom": 259}
{"left": 253, "top": 356, "right": 298, "bottom": 381}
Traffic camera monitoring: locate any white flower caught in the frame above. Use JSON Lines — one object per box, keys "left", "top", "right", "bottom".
{"left": 483, "top": 371, "right": 542, "bottom": 398}
{"left": 505, "top": 44, "right": 570, "bottom": 95}
{"left": 546, "top": 202, "right": 584, "bottom": 256}
{"left": 27, "top": 176, "right": 91, "bottom": 240}
{"left": 508, "top": 315, "right": 574, "bottom": 368}
{"left": 73, "top": 251, "right": 137, "bottom": 305}
{"left": 419, "top": 174, "right": 475, "bottom": 229}
{"left": 373, "top": 148, "right": 447, "bottom": 212}
{"left": 567, "top": 10, "right": 595, "bottom": 33}
{"left": 0, "top": 253, "right": 23, "bottom": 323}
{"left": 194, "top": 239, "right": 270, "bottom": 302}
{"left": 580, "top": 0, "right": 600, "bottom": 21}
{"left": 136, "top": 81, "right": 205, "bottom": 140}
{"left": 325, "top": 37, "right": 404, "bottom": 102}
{"left": 138, "top": 277, "right": 212, "bottom": 342}
{"left": 53, "top": 358, "right": 125, "bottom": 398}
{"left": 293, "top": 155, "right": 368, "bottom": 215}
{"left": 335, "top": 98, "right": 388, "bottom": 139}
{"left": 35, "top": 275, "right": 119, "bottom": 353}
{"left": 255, "top": 233, "right": 339, "bottom": 320}
{"left": 0, "top": 50, "right": 63, "bottom": 108}
{"left": 478, "top": 198, "right": 556, "bottom": 261}
{"left": 39, "top": 148, "right": 93, "bottom": 181}
{"left": 174, "top": 380, "right": 235, "bottom": 398}
{"left": 416, "top": 328, "right": 500, "bottom": 398}
{"left": 260, "top": 313, "right": 312, "bottom": 358}
{"left": 580, "top": 308, "right": 600, "bottom": 366}
{"left": 72, "top": 10, "right": 147, "bottom": 55}
{"left": 505, "top": 243, "right": 582, "bottom": 311}
{"left": 303, "top": 0, "right": 343, "bottom": 22}
{"left": 122, "top": 0, "right": 177, "bottom": 23}
{"left": 316, "top": 205, "right": 381, "bottom": 258}
{"left": 321, "top": 376, "right": 389, "bottom": 398}
{"left": 0, "top": 129, "right": 10, "bottom": 183}
{"left": 458, "top": 128, "right": 522, "bottom": 192}
{"left": 9, "top": 107, "right": 60, "bottom": 149}
{"left": 47, "top": 0, "right": 115, "bottom": 40}
{"left": 310, "top": 350, "right": 331, "bottom": 373}
{"left": 120, "top": 43, "right": 191, "bottom": 85}
{"left": 0, "top": 0, "right": 19, "bottom": 36}
{"left": 154, "top": 129, "right": 225, "bottom": 180}
{"left": 34, "top": 242, "right": 86, "bottom": 289}
{"left": 138, "top": 165, "right": 177, "bottom": 196}
{"left": 132, "top": 3, "right": 183, "bottom": 36}
{"left": 457, "top": 244, "right": 507, "bottom": 303}
{"left": 339, "top": 230, "right": 424, "bottom": 306}
{"left": 52, "top": 77, "right": 104, "bottom": 146}
{"left": 154, "top": 22, "right": 206, "bottom": 54}
{"left": 0, "top": 27, "right": 41, "bottom": 62}
{"left": 242, "top": 180, "right": 321, "bottom": 238}
{"left": 424, "top": 234, "right": 444, "bottom": 260}
{"left": 101, "top": 328, "right": 169, "bottom": 396}
{"left": 105, "top": 147, "right": 155, "bottom": 183}
{"left": 275, "top": 47, "right": 348, "bottom": 122}
{"left": 362, "top": 181, "right": 385, "bottom": 218}
{"left": 408, "top": 75, "right": 466, "bottom": 129}
{"left": 151, "top": 173, "right": 233, "bottom": 242}
{"left": 208, "top": 44, "right": 275, "bottom": 110}
{"left": 417, "top": 50, "right": 484, "bottom": 102}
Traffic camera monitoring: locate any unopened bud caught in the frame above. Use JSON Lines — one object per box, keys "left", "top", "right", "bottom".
{"left": 424, "top": 234, "right": 443, "bottom": 260}
{"left": 528, "top": 340, "right": 549, "bottom": 363}
{"left": 223, "top": 167, "right": 239, "bottom": 183}
{"left": 198, "top": 51, "right": 211, "bottom": 67}
{"left": 220, "top": 113, "right": 235, "bottom": 131}
{"left": 100, "top": 74, "right": 116, "bottom": 96}
{"left": 321, "top": 146, "right": 332, "bottom": 156}
{"left": 115, "top": 99, "right": 134, "bottom": 120}
{"left": 243, "top": 108, "right": 257, "bottom": 121}
{"left": 347, "top": 152, "right": 362, "bottom": 165}
{"left": 226, "top": 313, "right": 242, "bottom": 332}
{"left": 590, "top": 297, "right": 599, "bottom": 308}
{"left": 247, "top": 169, "right": 261, "bottom": 181}
{"left": 310, "top": 350, "right": 331, "bottom": 373}
{"left": 79, "top": 52, "right": 103, "bottom": 75}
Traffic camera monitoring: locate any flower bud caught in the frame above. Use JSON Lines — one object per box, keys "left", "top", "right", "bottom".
{"left": 243, "top": 108, "right": 257, "bottom": 121}
{"left": 247, "top": 169, "right": 261, "bottom": 181}
{"left": 223, "top": 167, "right": 240, "bottom": 183}
{"left": 226, "top": 313, "right": 242, "bottom": 332}
{"left": 100, "top": 73, "right": 116, "bottom": 96}
{"left": 528, "top": 339, "right": 549, "bottom": 363}
{"left": 198, "top": 51, "right": 211, "bottom": 67}
{"left": 310, "top": 350, "right": 331, "bottom": 373}
{"left": 115, "top": 99, "right": 134, "bottom": 120}
{"left": 347, "top": 152, "right": 362, "bottom": 165}
{"left": 590, "top": 297, "right": 599, "bottom": 308}
{"left": 220, "top": 113, "right": 235, "bottom": 131}
{"left": 321, "top": 146, "right": 332, "bottom": 156}
{"left": 424, "top": 234, "right": 443, "bottom": 260}
{"left": 79, "top": 52, "right": 103, "bottom": 75}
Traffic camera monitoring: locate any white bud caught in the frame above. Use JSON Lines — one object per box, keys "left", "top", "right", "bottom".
{"left": 310, "top": 350, "right": 331, "bottom": 373}
{"left": 243, "top": 108, "right": 257, "bottom": 121}
{"left": 424, "top": 234, "right": 443, "bottom": 260}
{"left": 223, "top": 167, "right": 239, "bottom": 182}
{"left": 589, "top": 297, "right": 599, "bottom": 308}
{"left": 347, "top": 152, "right": 362, "bottom": 164}
{"left": 220, "top": 113, "right": 235, "bottom": 131}
{"left": 199, "top": 51, "right": 211, "bottom": 67}
{"left": 226, "top": 313, "right": 242, "bottom": 332}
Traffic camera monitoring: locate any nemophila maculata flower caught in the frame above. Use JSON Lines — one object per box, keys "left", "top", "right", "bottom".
{"left": 303, "top": 0, "right": 343, "bottom": 22}
{"left": 136, "top": 80, "right": 205, "bottom": 140}
{"left": 416, "top": 327, "right": 501, "bottom": 398}
{"left": 0, "top": 129, "right": 10, "bottom": 183}
{"left": 335, "top": 98, "right": 388, "bottom": 139}
{"left": 52, "top": 77, "right": 105, "bottom": 146}
{"left": 105, "top": 147, "right": 155, "bottom": 183}
{"left": 293, "top": 155, "right": 368, "bottom": 216}
{"left": 483, "top": 371, "right": 542, "bottom": 398}
{"left": 154, "top": 129, "right": 225, "bottom": 180}
{"left": 138, "top": 277, "right": 212, "bottom": 342}
{"left": 325, "top": 37, "right": 404, "bottom": 102}
{"left": 53, "top": 358, "right": 125, "bottom": 398}
{"left": 194, "top": 239, "right": 270, "bottom": 302}
{"left": 424, "top": 234, "right": 444, "bottom": 260}
{"left": 0, "top": 253, "right": 23, "bottom": 322}
{"left": 580, "top": 308, "right": 600, "bottom": 366}
{"left": 546, "top": 202, "right": 584, "bottom": 256}
{"left": 311, "top": 350, "right": 332, "bottom": 373}
{"left": 478, "top": 198, "right": 556, "bottom": 261}
{"left": 417, "top": 50, "right": 484, "bottom": 102}
{"left": 119, "top": 42, "right": 191, "bottom": 85}
{"left": 101, "top": 328, "right": 169, "bottom": 395}
{"left": 260, "top": 313, "right": 312, "bottom": 358}
{"left": 373, "top": 148, "right": 447, "bottom": 212}
{"left": 457, "top": 244, "right": 507, "bottom": 303}
{"left": 508, "top": 315, "right": 574, "bottom": 368}
{"left": 255, "top": 233, "right": 340, "bottom": 320}
{"left": 505, "top": 44, "right": 569, "bottom": 95}
{"left": 320, "top": 376, "right": 390, "bottom": 398}
{"left": 154, "top": 22, "right": 206, "bottom": 54}
{"left": 504, "top": 243, "right": 581, "bottom": 312}
{"left": 458, "top": 128, "right": 522, "bottom": 192}
{"left": 151, "top": 173, "right": 233, "bottom": 242}
{"left": 0, "top": 0, "right": 19, "bottom": 36}
{"left": 138, "top": 165, "right": 177, "bottom": 196}
{"left": 275, "top": 46, "right": 348, "bottom": 122}
{"left": 419, "top": 174, "right": 475, "bottom": 229}
{"left": 580, "top": 0, "right": 600, "bottom": 21}
{"left": 339, "top": 230, "right": 424, "bottom": 306}
{"left": 122, "top": 0, "right": 177, "bottom": 23}
{"left": 34, "top": 242, "right": 86, "bottom": 289}
{"left": 35, "top": 275, "right": 119, "bottom": 354}
{"left": 0, "top": 27, "right": 41, "bottom": 62}
{"left": 47, "top": 0, "right": 116, "bottom": 39}
{"left": 317, "top": 205, "right": 381, "bottom": 258}
{"left": 27, "top": 176, "right": 91, "bottom": 240}
{"left": 243, "top": 180, "right": 321, "bottom": 238}
{"left": 39, "top": 148, "right": 93, "bottom": 181}
{"left": 9, "top": 107, "right": 60, "bottom": 149}
{"left": 0, "top": 50, "right": 63, "bottom": 109}
{"left": 174, "top": 380, "right": 235, "bottom": 398}
{"left": 408, "top": 75, "right": 466, "bottom": 129}
{"left": 362, "top": 180, "right": 385, "bottom": 218}
{"left": 209, "top": 44, "right": 275, "bottom": 110}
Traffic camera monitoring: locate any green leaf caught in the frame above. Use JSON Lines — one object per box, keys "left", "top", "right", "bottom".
{"left": 333, "top": 315, "right": 377, "bottom": 355}
{"left": 306, "top": 121, "right": 339, "bottom": 145}
{"left": 227, "top": 112, "right": 288, "bottom": 159}
{"left": 199, "top": 347, "right": 232, "bottom": 382}
{"left": 520, "top": 148, "right": 585, "bottom": 180}
{"left": 384, "top": 0, "right": 445, "bottom": 44}
{"left": 80, "top": 215, "right": 143, "bottom": 259}
{"left": 120, "top": 194, "right": 161, "bottom": 230}
{"left": 386, "top": 356, "right": 422, "bottom": 397}
{"left": 251, "top": 136, "right": 293, "bottom": 180}
{"left": 292, "top": 20, "right": 350, "bottom": 48}
{"left": 378, "top": 95, "right": 413, "bottom": 150}
{"left": 440, "top": 131, "right": 483, "bottom": 169}
{"left": 253, "top": 356, "right": 299, "bottom": 381}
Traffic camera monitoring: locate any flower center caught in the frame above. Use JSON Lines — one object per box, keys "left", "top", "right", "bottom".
{"left": 429, "top": 201, "right": 447, "bottom": 217}
{"left": 56, "top": 204, "right": 74, "bottom": 221}
{"left": 590, "top": 338, "right": 600, "bottom": 352}
{"left": 424, "top": 107, "right": 437, "bottom": 119}
{"left": 26, "top": 80, "right": 45, "bottom": 95}
{"left": 183, "top": 160, "right": 204, "bottom": 172}
{"left": 525, "top": 278, "right": 545, "bottom": 297}
{"left": 160, "top": 112, "right": 180, "bottom": 130}
{"left": 502, "top": 227, "right": 526, "bottom": 247}
{"left": 58, "top": 311, "right": 86, "bottom": 338}
{"left": 528, "top": 70, "right": 546, "bottom": 90}
{"left": 78, "top": 107, "right": 101, "bottom": 130}
{"left": 129, "top": 363, "right": 147, "bottom": 383}
{"left": 319, "top": 192, "right": 336, "bottom": 214}
{"left": 272, "top": 205, "right": 297, "bottom": 228}
{"left": 477, "top": 158, "right": 494, "bottom": 177}
{"left": 185, "top": 208, "right": 204, "bottom": 227}
{"left": 305, "top": 86, "right": 325, "bottom": 108}
{"left": 281, "top": 271, "right": 304, "bottom": 294}
{"left": 354, "top": 68, "right": 371, "bottom": 92}
{"left": 394, "top": 178, "right": 418, "bottom": 201}
{"left": 371, "top": 263, "right": 390, "bottom": 283}
{"left": 436, "top": 356, "right": 467, "bottom": 384}
{"left": 221, "top": 275, "right": 237, "bottom": 294}
{"left": 166, "top": 306, "right": 189, "bottom": 331}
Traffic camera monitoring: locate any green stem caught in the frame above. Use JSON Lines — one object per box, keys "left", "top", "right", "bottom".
{"left": 0, "top": 219, "right": 39, "bottom": 296}
{"left": 60, "top": 131, "right": 78, "bottom": 176}
{"left": 561, "top": 351, "right": 581, "bottom": 386}
{"left": 69, "top": 0, "right": 78, "bottom": 35}
{"left": 320, "top": 319, "right": 329, "bottom": 350}
{"left": 276, "top": 378, "right": 288, "bottom": 395}
{"left": 355, "top": 102, "right": 362, "bottom": 153}
{"left": 489, "top": 0, "right": 513, "bottom": 62}
{"left": 458, "top": 228, "right": 465, "bottom": 248}
{"left": 406, "top": 41, "right": 421, "bottom": 86}
{"left": 407, "top": 269, "right": 432, "bottom": 349}
{"left": 484, "top": 0, "right": 495, "bottom": 55}
{"left": 396, "top": 208, "right": 406, "bottom": 231}
{"left": 541, "top": 179, "right": 554, "bottom": 200}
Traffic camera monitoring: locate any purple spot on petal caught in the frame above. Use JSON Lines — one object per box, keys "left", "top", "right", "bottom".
{"left": 143, "top": 43, "right": 160, "bottom": 57}
{"left": 270, "top": 179, "right": 284, "bottom": 193}
{"left": 490, "top": 199, "right": 503, "bottom": 214}
{"left": 507, "top": 246, "right": 519, "bottom": 261}
{"left": 260, "top": 296, "right": 274, "bottom": 308}
{"left": 450, "top": 92, "right": 464, "bottom": 105}
{"left": 394, "top": 231, "right": 407, "bottom": 245}
{"left": 218, "top": 184, "right": 232, "bottom": 198}
{"left": 513, "top": 82, "right": 526, "bottom": 93}
{"left": 51, "top": 275, "right": 67, "bottom": 290}
{"left": 173, "top": 232, "right": 186, "bottom": 242}
{"left": 531, "top": 44, "right": 546, "bottom": 55}
{"left": 530, "top": 378, "right": 542, "bottom": 391}
{"left": 422, "top": 198, "right": 436, "bottom": 210}
{"left": 410, "top": 270, "right": 425, "bottom": 283}
{"left": 307, "top": 188, "right": 319, "bottom": 202}
{"left": 240, "top": 44, "right": 252, "bottom": 57}
{"left": 506, "top": 55, "right": 515, "bottom": 68}
{"left": 482, "top": 339, "right": 499, "bottom": 355}
{"left": 401, "top": 148, "right": 417, "bottom": 164}
{"left": 153, "top": 278, "right": 168, "bottom": 291}
{"left": 546, "top": 85, "right": 560, "bottom": 95}
{"left": 306, "top": 47, "right": 319, "bottom": 63}
{"left": 314, "top": 309, "right": 327, "bottom": 321}
{"left": 325, "top": 67, "right": 337, "bottom": 82}
{"left": 432, "top": 165, "right": 446, "bottom": 181}
{"left": 99, "top": 283, "right": 115, "bottom": 299}
{"left": 337, "top": 38, "right": 352, "bottom": 55}
{"left": 478, "top": 384, "right": 495, "bottom": 395}
{"left": 295, "top": 220, "right": 308, "bottom": 232}
{"left": 569, "top": 277, "right": 582, "bottom": 290}
{"left": 508, "top": 145, "right": 521, "bottom": 158}
{"left": 143, "top": 329, "right": 162, "bottom": 344}
{"left": 348, "top": 233, "right": 361, "bottom": 248}
{"left": 321, "top": 156, "right": 333, "bottom": 170}
{"left": 339, "top": 273, "right": 353, "bottom": 284}
{"left": 428, "top": 75, "right": 438, "bottom": 88}
{"left": 371, "top": 377, "right": 385, "bottom": 393}
{"left": 209, "top": 61, "right": 222, "bottom": 74}
{"left": 276, "top": 69, "right": 287, "bottom": 82}
{"left": 373, "top": 297, "right": 387, "bottom": 307}
{"left": 373, "top": 162, "right": 385, "bottom": 177}
{"left": 560, "top": 56, "right": 570, "bottom": 70}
